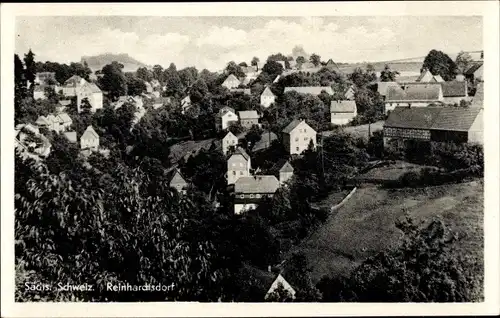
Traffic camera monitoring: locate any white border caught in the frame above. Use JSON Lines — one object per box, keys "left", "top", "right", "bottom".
{"left": 1, "top": 2, "right": 499, "bottom": 317}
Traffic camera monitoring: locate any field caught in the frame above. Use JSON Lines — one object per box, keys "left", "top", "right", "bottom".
{"left": 291, "top": 180, "right": 484, "bottom": 283}
{"left": 321, "top": 121, "right": 384, "bottom": 139}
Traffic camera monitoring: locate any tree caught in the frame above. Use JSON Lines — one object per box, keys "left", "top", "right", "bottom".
{"left": 245, "top": 125, "right": 263, "bottom": 150}
{"left": 80, "top": 97, "right": 93, "bottom": 114}
{"left": 239, "top": 62, "right": 248, "bottom": 68}
{"left": 152, "top": 64, "right": 164, "bottom": 82}
{"left": 164, "top": 63, "right": 185, "bottom": 98}
{"left": 455, "top": 51, "right": 474, "bottom": 75}
{"left": 23, "top": 49, "right": 36, "bottom": 93}
{"left": 422, "top": 49, "right": 458, "bottom": 81}
{"left": 379, "top": 64, "right": 400, "bottom": 82}
{"left": 251, "top": 57, "right": 260, "bottom": 70}
{"left": 296, "top": 56, "right": 306, "bottom": 66}
{"left": 265, "top": 283, "right": 294, "bottom": 302}
{"left": 309, "top": 53, "right": 321, "bottom": 67}
{"left": 349, "top": 67, "right": 377, "bottom": 88}
{"left": 225, "top": 61, "right": 245, "bottom": 78}
{"left": 136, "top": 67, "right": 154, "bottom": 82}
{"left": 262, "top": 61, "right": 284, "bottom": 78}
{"left": 339, "top": 216, "right": 483, "bottom": 302}
{"left": 15, "top": 54, "right": 27, "bottom": 104}
{"left": 99, "top": 61, "right": 127, "bottom": 101}
{"left": 190, "top": 79, "right": 209, "bottom": 104}
{"left": 178, "top": 67, "right": 199, "bottom": 88}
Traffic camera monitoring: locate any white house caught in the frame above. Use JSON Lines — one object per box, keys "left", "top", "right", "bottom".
{"left": 222, "top": 74, "right": 241, "bottom": 89}
{"left": 282, "top": 119, "right": 317, "bottom": 155}
{"left": 330, "top": 100, "right": 357, "bottom": 125}
{"left": 279, "top": 161, "right": 294, "bottom": 185}
{"left": 222, "top": 131, "right": 239, "bottom": 155}
{"left": 62, "top": 75, "right": 87, "bottom": 97}
{"left": 227, "top": 147, "right": 251, "bottom": 185}
{"left": 80, "top": 125, "right": 99, "bottom": 150}
{"left": 216, "top": 106, "right": 239, "bottom": 131}
{"left": 181, "top": 96, "right": 191, "bottom": 114}
{"left": 77, "top": 82, "right": 103, "bottom": 113}
{"left": 265, "top": 274, "right": 297, "bottom": 300}
{"left": 260, "top": 86, "right": 276, "bottom": 108}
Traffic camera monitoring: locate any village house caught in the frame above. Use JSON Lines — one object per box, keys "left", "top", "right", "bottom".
{"left": 145, "top": 81, "right": 153, "bottom": 93}
{"left": 265, "top": 274, "right": 297, "bottom": 300}
{"left": 230, "top": 88, "right": 252, "bottom": 95}
{"left": 151, "top": 79, "right": 161, "bottom": 90}
{"left": 282, "top": 119, "right": 317, "bottom": 155}
{"left": 344, "top": 85, "right": 356, "bottom": 100}
{"left": 238, "top": 110, "right": 260, "bottom": 129}
{"left": 471, "top": 82, "right": 483, "bottom": 107}
{"left": 77, "top": 82, "right": 103, "bottom": 113}
{"left": 416, "top": 69, "right": 437, "bottom": 82}
{"left": 278, "top": 160, "right": 294, "bottom": 185}
{"left": 216, "top": 106, "right": 239, "bottom": 131}
{"left": 222, "top": 131, "right": 239, "bottom": 155}
{"left": 330, "top": 100, "right": 357, "bottom": 125}
{"left": 284, "top": 86, "right": 334, "bottom": 96}
{"left": 152, "top": 97, "right": 171, "bottom": 109}
{"left": 80, "top": 125, "right": 99, "bottom": 150}
{"left": 234, "top": 175, "right": 280, "bottom": 214}
{"left": 384, "top": 84, "right": 443, "bottom": 114}
{"left": 376, "top": 81, "right": 400, "bottom": 100}
{"left": 33, "top": 85, "right": 47, "bottom": 100}
{"left": 35, "top": 115, "right": 53, "bottom": 131}
{"left": 324, "top": 59, "right": 339, "bottom": 72}
{"left": 169, "top": 169, "right": 189, "bottom": 195}
{"left": 62, "top": 75, "right": 87, "bottom": 96}
{"left": 227, "top": 147, "right": 251, "bottom": 185}
{"left": 441, "top": 81, "right": 469, "bottom": 104}
{"left": 383, "top": 106, "right": 483, "bottom": 146}
{"left": 241, "top": 74, "right": 259, "bottom": 87}
{"left": 57, "top": 99, "right": 72, "bottom": 113}
{"left": 181, "top": 95, "right": 191, "bottom": 114}
{"left": 260, "top": 86, "right": 276, "bottom": 108}
{"left": 222, "top": 74, "right": 241, "bottom": 89}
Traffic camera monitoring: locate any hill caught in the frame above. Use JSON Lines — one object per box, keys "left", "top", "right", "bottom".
{"left": 289, "top": 180, "right": 484, "bottom": 283}
{"left": 81, "top": 53, "right": 146, "bottom": 73}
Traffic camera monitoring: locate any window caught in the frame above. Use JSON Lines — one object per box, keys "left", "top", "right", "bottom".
{"left": 240, "top": 171, "right": 244, "bottom": 175}
{"left": 232, "top": 163, "right": 236, "bottom": 167}
{"left": 240, "top": 194, "right": 245, "bottom": 199}
{"left": 249, "top": 194, "right": 254, "bottom": 198}
{"left": 232, "top": 171, "right": 236, "bottom": 175}
{"left": 295, "top": 137, "right": 299, "bottom": 142}
{"left": 304, "top": 137, "right": 308, "bottom": 141}
{"left": 296, "top": 147, "right": 299, "bottom": 151}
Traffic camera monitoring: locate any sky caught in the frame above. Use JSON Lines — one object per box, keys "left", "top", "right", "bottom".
{"left": 15, "top": 16, "right": 482, "bottom": 71}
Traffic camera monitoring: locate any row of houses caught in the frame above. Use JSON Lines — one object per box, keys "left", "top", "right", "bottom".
{"left": 33, "top": 73, "right": 104, "bottom": 113}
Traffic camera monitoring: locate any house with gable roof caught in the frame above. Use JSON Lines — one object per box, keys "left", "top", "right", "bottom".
{"left": 344, "top": 85, "right": 355, "bottom": 100}
{"left": 330, "top": 100, "right": 357, "bottom": 125}
{"left": 465, "top": 62, "right": 483, "bottom": 83}
{"left": 77, "top": 82, "right": 103, "bottom": 113}
{"left": 216, "top": 106, "right": 239, "bottom": 131}
{"left": 383, "top": 106, "right": 483, "bottom": 146}
{"left": 227, "top": 147, "right": 251, "bottom": 185}
{"left": 265, "top": 273, "right": 297, "bottom": 300}
{"left": 57, "top": 113, "right": 73, "bottom": 131}
{"left": 234, "top": 175, "right": 280, "bottom": 214}
{"left": 80, "top": 125, "right": 99, "bottom": 150}
{"left": 384, "top": 83, "right": 443, "bottom": 114}
{"left": 282, "top": 119, "right": 317, "bottom": 155}
{"left": 222, "top": 74, "right": 241, "bottom": 89}
{"left": 169, "top": 169, "right": 189, "bottom": 195}
{"left": 471, "top": 82, "right": 483, "bottom": 108}
{"left": 181, "top": 95, "right": 192, "bottom": 114}
{"left": 222, "top": 131, "right": 239, "bottom": 155}
{"left": 238, "top": 110, "right": 260, "bottom": 129}
{"left": 278, "top": 160, "right": 294, "bottom": 185}
{"left": 62, "top": 75, "right": 87, "bottom": 97}
{"left": 415, "top": 69, "right": 435, "bottom": 83}
{"left": 260, "top": 86, "right": 276, "bottom": 108}
{"left": 441, "top": 81, "right": 469, "bottom": 104}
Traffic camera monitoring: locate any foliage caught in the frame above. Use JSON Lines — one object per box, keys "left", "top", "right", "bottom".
{"left": 136, "top": 67, "right": 154, "bottom": 83}
{"left": 164, "top": 63, "right": 186, "bottom": 98}
{"left": 309, "top": 53, "right": 321, "bottom": 67}
{"left": 379, "top": 64, "right": 400, "bottom": 82}
{"left": 455, "top": 51, "right": 474, "bottom": 75}
{"left": 125, "top": 73, "right": 147, "bottom": 96}
{"left": 262, "top": 60, "right": 284, "bottom": 79}
{"left": 265, "top": 282, "right": 294, "bottom": 302}
{"left": 225, "top": 61, "right": 245, "bottom": 79}
{"left": 422, "top": 50, "right": 458, "bottom": 81}
{"left": 348, "top": 67, "right": 376, "bottom": 88}
{"left": 251, "top": 57, "right": 260, "bottom": 69}
{"left": 99, "top": 62, "right": 127, "bottom": 101}
{"left": 23, "top": 49, "right": 37, "bottom": 92}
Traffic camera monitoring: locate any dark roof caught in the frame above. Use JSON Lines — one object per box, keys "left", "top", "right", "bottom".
{"left": 219, "top": 106, "right": 236, "bottom": 116}
{"left": 330, "top": 100, "right": 357, "bottom": 113}
{"left": 230, "top": 147, "right": 250, "bottom": 161}
{"left": 234, "top": 175, "right": 280, "bottom": 194}
{"left": 441, "top": 81, "right": 467, "bottom": 97}
{"left": 465, "top": 62, "right": 483, "bottom": 75}
{"left": 282, "top": 119, "right": 310, "bottom": 134}
{"left": 377, "top": 82, "right": 400, "bottom": 96}
{"left": 387, "top": 84, "right": 442, "bottom": 102}
{"left": 430, "top": 107, "right": 482, "bottom": 131}
{"left": 384, "top": 106, "right": 482, "bottom": 132}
